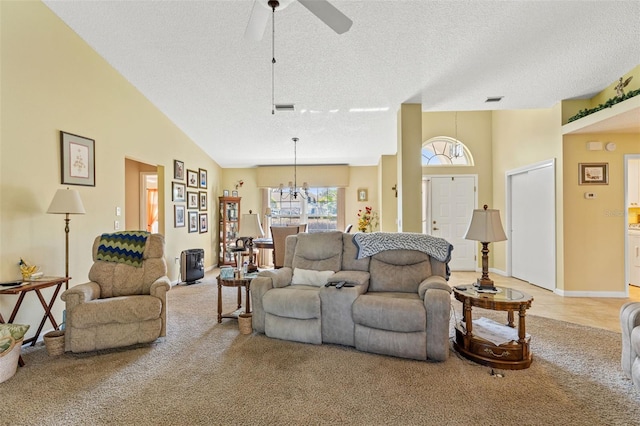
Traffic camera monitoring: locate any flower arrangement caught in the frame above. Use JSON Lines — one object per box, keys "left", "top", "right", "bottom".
{"left": 357, "top": 206, "right": 379, "bottom": 233}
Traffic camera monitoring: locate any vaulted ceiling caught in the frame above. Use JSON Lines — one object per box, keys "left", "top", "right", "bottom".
{"left": 43, "top": 0, "right": 640, "bottom": 167}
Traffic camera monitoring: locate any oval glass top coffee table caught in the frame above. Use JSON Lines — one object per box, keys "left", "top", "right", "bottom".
{"left": 452, "top": 284, "right": 534, "bottom": 370}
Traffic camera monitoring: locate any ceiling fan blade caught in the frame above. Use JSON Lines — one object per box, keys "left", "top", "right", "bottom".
{"left": 244, "top": 1, "right": 271, "bottom": 41}
{"left": 298, "top": 0, "right": 353, "bottom": 34}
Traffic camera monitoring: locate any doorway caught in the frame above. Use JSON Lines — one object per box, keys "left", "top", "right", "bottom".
{"left": 506, "top": 159, "right": 556, "bottom": 291}
{"left": 141, "top": 172, "right": 158, "bottom": 233}
{"left": 423, "top": 175, "right": 477, "bottom": 271}
{"left": 124, "top": 158, "right": 160, "bottom": 233}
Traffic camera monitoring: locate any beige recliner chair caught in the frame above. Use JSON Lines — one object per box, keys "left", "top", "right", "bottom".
{"left": 61, "top": 232, "right": 170, "bottom": 353}
{"left": 620, "top": 302, "right": 640, "bottom": 391}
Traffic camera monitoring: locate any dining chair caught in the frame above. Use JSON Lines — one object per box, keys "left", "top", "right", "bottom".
{"left": 270, "top": 226, "right": 300, "bottom": 269}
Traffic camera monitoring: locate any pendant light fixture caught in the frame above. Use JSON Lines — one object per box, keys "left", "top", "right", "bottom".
{"left": 270, "top": 0, "right": 279, "bottom": 115}
{"left": 278, "top": 137, "right": 309, "bottom": 199}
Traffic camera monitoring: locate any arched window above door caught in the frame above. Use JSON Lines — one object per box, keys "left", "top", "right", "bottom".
{"left": 422, "top": 136, "right": 473, "bottom": 166}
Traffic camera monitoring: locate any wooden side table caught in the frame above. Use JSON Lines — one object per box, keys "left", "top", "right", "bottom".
{"left": 0, "top": 277, "right": 70, "bottom": 366}
{"left": 452, "top": 284, "right": 533, "bottom": 370}
{"left": 217, "top": 274, "right": 254, "bottom": 323}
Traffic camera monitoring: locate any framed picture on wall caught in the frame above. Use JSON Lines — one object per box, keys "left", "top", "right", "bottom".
{"left": 187, "top": 191, "right": 198, "bottom": 209}
{"left": 188, "top": 211, "right": 198, "bottom": 233}
{"left": 579, "top": 163, "right": 608, "bottom": 185}
{"left": 199, "top": 168, "right": 208, "bottom": 189}
{"left": 173, "top": 160, "right": 184, "bottom": 180}
{"left": 187, "top": 169, "right": 199, "bottom": 188}
{"left": 174, "top": 205, "right": 185, "bottom": 228}
{"left": 357, "top": 188, "right": 368, "bottom": 202}
{"left": 60, "top": 131, "right": 95, "bottom": 186}
{"left": 199, "top": 191, "right": 208, "bottom": 211}
{"left": 172, "top": 182, "right": 186, "bottom": 202}
{"left": 199, "top": 213, "right": 208, "bottom": 233}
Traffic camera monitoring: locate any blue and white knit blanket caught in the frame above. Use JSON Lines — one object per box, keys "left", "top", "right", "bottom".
{"left": 353, "top": 232, "right": 453, "bottom": 263}
{"left": 96, "top": 231, "right": 150, "bottom": 268}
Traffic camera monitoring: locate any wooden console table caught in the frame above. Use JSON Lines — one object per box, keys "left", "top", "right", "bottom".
{"left": 0, "top": 277, "right": 70, "bottom": 365}
{"left": 453, "top": 284, "right": 533, "bottom": 370}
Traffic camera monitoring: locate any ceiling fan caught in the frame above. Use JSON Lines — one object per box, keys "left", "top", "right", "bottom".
{"left": 244, "top": 0, "right": 353, "bottom": 41}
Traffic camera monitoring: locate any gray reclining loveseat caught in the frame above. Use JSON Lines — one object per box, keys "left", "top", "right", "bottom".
{"left": 251, "top": 231, "right": 453, "bottom": 361}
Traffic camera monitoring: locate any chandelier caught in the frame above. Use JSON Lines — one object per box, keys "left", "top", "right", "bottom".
{"left": 279, "top": 137, "right": 309, "bottom": 200}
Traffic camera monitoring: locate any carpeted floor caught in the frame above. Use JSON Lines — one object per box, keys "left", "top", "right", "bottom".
{"left": 3, "top": 278, "right": 640, "bottom": 425}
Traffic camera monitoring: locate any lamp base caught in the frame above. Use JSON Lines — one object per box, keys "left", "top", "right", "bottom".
{"left": 474, "top": 278, "right": 497, "bottom": 292}
{"left": 246, "top": 263, "right": 258, "bottom": 273}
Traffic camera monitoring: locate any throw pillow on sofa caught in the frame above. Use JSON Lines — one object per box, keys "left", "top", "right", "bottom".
{"left": 292, "top": 268, "right": 334, "bottom": 287}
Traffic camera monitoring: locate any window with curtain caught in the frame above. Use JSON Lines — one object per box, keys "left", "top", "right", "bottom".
{"left": 268, "top": 187, "right": 339, "bottom": 232}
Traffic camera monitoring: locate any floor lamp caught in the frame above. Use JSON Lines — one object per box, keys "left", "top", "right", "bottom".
{"left": 464, "top": 204, "right": 507, "bottom": 292}
{"left": 47, "top": 188, "right": 86, "bottom": 289}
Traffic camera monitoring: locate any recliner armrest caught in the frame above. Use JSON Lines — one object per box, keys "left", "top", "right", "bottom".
{"left": 150, "top": 276, "right": 171, "bottom": 298}
{"left": 258, "top": 267, "right": 293, "bottom": 288}
{"left": 61, "top": 282, "right": 101, "bottom": 309}
{"left": 418, "top": 275, "right": 451, "bottom": 299}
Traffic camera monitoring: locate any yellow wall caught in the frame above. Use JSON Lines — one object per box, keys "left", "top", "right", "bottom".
{"left": 0, "top": 1, "right": 221, "bottom": 339}
{"left": 421, "top": 110, "right": 493, "bottom": 205}
{"left": 562, "top": 133, "right": 638, "bottom": 292}
{"left": 398, "top": 104, "right": 423, "bottom": 232}
{"left": 379, "top": 155, "right": 398, "bottom": 231}
{"left": 348, "top": 166, "right": 379, "bottom": 231}
{"left": 491, "top": 106, "right": 564, "bottom": 285}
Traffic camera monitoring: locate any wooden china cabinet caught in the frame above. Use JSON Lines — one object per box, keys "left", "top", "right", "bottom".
{"left": 218, "top": 196, "right": 241, "bottom": 266}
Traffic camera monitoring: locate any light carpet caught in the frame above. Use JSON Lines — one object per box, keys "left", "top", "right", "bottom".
{"left": 2, "top": 279, "right": 640, "bottom": 425}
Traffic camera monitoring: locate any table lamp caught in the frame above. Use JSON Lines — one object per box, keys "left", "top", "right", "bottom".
{"left": 464, "top": 204, "right": 507, "bottom": 291}
{"left": 238, "top": 210, "right": 264, "bottom": 273}
{"left": 47, "top": 188, "right": 86, "bottom": 289}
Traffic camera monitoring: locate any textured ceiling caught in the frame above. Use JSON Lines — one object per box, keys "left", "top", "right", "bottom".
{"left": 43, "top": 0, "right": 640, "bottom": 168}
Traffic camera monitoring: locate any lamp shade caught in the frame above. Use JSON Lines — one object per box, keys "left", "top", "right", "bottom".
{"left": 238, "top": 213, "right": 264, "bottom": 238}
{"left": 464, "top": 205, "right": 506, "bottom": 242}
{"left": 47, "top": 188, "right": 86, "bottom": 215}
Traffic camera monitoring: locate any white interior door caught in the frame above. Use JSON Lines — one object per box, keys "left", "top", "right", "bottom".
{"left": 508, "top": 160, "right": 556, "bottom": 291}
{"left": 425, "top": 176, "right": 476, "bottom": 271}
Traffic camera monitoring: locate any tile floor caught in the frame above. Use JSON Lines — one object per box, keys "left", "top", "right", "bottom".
{"left": 448, "top": 271, "right": 640, "bottom": 333}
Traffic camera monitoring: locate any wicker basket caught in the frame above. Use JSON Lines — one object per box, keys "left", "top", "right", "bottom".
{"left": 238, "top": 313, "right": 252, "bottom": 335}
{"left": 0, "top": 338, "right": 22, "bottom": 383}
{"left": 43, "top": 330, "right": 65, "bottom": 356}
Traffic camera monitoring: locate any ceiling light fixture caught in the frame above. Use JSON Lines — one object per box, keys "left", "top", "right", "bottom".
{"left": 270, "top": 0, "right": 280, "bottom": 115}
{"left": 278, "top": 137, "right": 309, "bottom": 200}
{"left": 451, "top": 112, "right": 462, "bottom": 159}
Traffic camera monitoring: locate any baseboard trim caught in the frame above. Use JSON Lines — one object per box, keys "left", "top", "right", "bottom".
{"left": 554, "top": 289, "right": 628, "bottom": 298}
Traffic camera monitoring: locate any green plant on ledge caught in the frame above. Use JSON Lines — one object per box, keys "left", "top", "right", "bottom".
{"left": 568, "top": 88, "right": 640, "bottom": 123}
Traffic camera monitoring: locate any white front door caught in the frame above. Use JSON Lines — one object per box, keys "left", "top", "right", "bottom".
{"left": 425, "top": 175, "right": 476, "bottom": 271}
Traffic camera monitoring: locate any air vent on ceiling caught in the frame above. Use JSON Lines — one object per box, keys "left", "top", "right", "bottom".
{"left": 485, "top": 96, "right": 503, "bottom": 103}
{"left": 275, "top": 104, "right": 295, "bottom": 112}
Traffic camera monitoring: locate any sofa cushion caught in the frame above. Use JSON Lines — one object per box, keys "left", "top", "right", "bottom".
{"left": 352, "top": 292, "right": 425, "bottom": 333}
{"left": 71, "top": 295, "right": 162, "bottom": 328}
{"left": 263, "top": 286, "right": 321, "bottom": 319}
{"left": 292, "top": 268, "right": 334, "bottom": 287}
{"left": 369, "top": 250, "right": 433, "bottom": 293}
{"left": 291, "top": 232, "right": 343, "bottom": 272}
